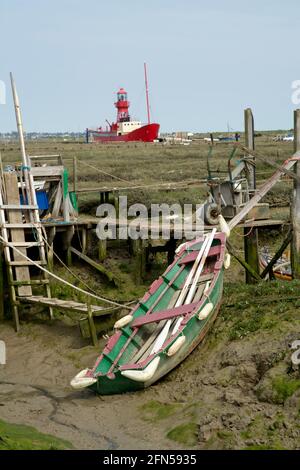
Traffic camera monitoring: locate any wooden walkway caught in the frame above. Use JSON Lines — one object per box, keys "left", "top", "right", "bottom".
{"left": 18, "top": 295, "right": 114, "bottom": 316}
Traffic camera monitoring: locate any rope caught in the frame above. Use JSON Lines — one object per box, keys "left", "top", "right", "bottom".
{"left": 0, "top": 234, "right": 132, "bottom": 310}
{"left": 235, "top": 219, "right": 255, "bottom": 237}
{"left": 39, "top": 226, "right": 135, "bottom": 305}
{"left": 77, "top": 159, "right": 134, "bottom": 185}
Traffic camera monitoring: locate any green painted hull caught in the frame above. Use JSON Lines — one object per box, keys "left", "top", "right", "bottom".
{"left": 91, "top": 272, "right": 223, "bottom": 395}
{"left": 74, "top": 234, "right": 226, "bottom": 395}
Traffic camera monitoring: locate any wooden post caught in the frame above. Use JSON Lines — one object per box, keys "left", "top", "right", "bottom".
{"left": 87, "top": 299, "right": 98, "bottom": 346}
{"left": 81, "top": 227, "right": 87, "bottom": 254}
{"left": 244, "top": 108, "right": 256, "bottom": 190}
{"left": 132, "top": 239, "right": 147, "bottom": 285}
{"left": 0, "top": 246, "right": 4, "bottom": 321}
{"left": 244, "top": 108, "right": 259, "bottom": 284}
{"left": 291, "top": 109, "right": 300, "bottom": 278}
{"left": 73, "top": 156, "right": 77, "bottom": 193}
{"left": 46, "top": 227, "right": 56, "bottom": 272}
{"left": 98, "top": 239, "right": 107, "bottom": 262}
{"left": 62, "top": 225, "right": 74, "bottom": 266}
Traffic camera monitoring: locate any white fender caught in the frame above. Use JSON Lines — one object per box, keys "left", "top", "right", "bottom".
{"left": 218, "top": 215, "right": 230, "bottom": 238}
{"left": 289, "top": 340, "right": 300, "bottom": 350}
{"left": 167, "top": 335, "right": 186, "bottom": 357}
{"left": 114, "top": 314, "right": 133, "bottom": 329}
{"left": 204, "top": 281, "right": 210, "bottom": 294}
{"left": 121, "top": 357, "right": 160, "bottom": 382}
{"left": 224, "top": 253, "right": 231, "bottom": 269}
{"left": 291, "top": 349, "right": 300, "bottom": 366}
{"left": 70, "top": 368, "right": 97, "bottom": 390}
{"left": 197, "top": 302, "right": 214, "bottom": 320}
{"left": 175, "top": 241, "right": 187, "bottom": 254}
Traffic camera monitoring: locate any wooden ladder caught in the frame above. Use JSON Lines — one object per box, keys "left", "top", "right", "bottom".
{"left": 0, "top": 170, "right": 52, "bottom": 331}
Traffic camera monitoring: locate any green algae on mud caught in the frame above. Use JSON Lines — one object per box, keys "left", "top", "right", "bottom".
{"left": 166, "top": 422, "right": 198, "bottom": 446}
{"left": 0, "top": 419, "right": 72, "bottom": 450}
{"left": 140, "top": 400, "right": 181, "bottom": 422}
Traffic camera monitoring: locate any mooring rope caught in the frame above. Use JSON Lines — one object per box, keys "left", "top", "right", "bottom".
{"left": 39, "top": 226, "right": 135, "bottom": 306}
{"left": 0, "top": 235, "right": 133, "bottom": 310}
{"left": 77, "top": 159, "right": 133, "bottom": 184}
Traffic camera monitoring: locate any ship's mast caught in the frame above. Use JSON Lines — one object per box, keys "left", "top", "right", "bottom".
{"left": 144, "top": 62, "right": 151, "bottom": 125}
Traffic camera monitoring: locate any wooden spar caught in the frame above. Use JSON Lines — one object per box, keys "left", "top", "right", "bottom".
{"left": 238, "top": 145, "right": 300, "bottom": 183}
{"left": 291, "top": 109, "right": 300, "bottom": 279}
{"left": 260, "top": 229, "right": 293, "bottom": 279}
{"left": 144, "top": 63, "right": 151, "bottom": 125}
{"left": 226, "top": 240, "right": 261, "bottom": 281}
{"left": 10, "top": 74, "right": 28, "bottom": 168}
{"left": 243, "top": 108, "right": 259, "bottom": 284}
{"left": 228, "top": 155, "right": 300, "bottom": 230}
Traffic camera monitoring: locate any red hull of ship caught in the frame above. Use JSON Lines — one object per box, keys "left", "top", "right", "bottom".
{"left": 90, "top": 123, "right": 160, "bottom": 143}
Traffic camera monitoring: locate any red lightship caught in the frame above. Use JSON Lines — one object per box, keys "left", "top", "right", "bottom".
{"left": 86, "top": 64, "right": 160, "bottom": 143}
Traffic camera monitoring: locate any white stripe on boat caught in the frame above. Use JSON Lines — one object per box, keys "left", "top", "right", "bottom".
{"left": 70, "top": 368, "right": 97, "bottom": 390}
{"left": 114, "top": 314, "right": 133, "bottom": 329}
{"left": 121, "top": 357, "right": 160, "bottom": 382}
{"left": 197, "top": 302, "right": 214, "bottom": 320}
{"left": 167, "top": 335, "right": 186, "bottom": 356}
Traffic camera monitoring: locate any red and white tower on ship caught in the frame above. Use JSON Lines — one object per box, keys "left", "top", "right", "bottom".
{"left": 115, "top": 88, "right": 130, "bottom": 122}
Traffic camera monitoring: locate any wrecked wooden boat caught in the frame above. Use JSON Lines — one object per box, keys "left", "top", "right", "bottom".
{"left": 259, "top": 248, "right": 291, "bottom": 281}
{"left": 71, "top": 229, "right": 228, "bottom": 394}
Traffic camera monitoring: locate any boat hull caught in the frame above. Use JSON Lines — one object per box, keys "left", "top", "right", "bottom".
{"left": 71, "top": 233, "right": 226, "bottom": 395}
{"left": 90, "top": 278, "right": 223, "bottom": 395}
{"left": 89, "top": 123, "right": 160, "bottom": 143}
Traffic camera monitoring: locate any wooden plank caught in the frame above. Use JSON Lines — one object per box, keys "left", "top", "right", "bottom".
{"left": 31, "top": 166, "right": 64, "bottom": 177}
{"left": 70, "top": 246, "right": 116, "bottom": 284}
{"left": 8, "top": 261, "right": 46, "bottom": 266}
{"left": 4, "top": 172, "right": 32, "bottom": 296}
{"left": 18, "top": 295, "right": 112, "bottom": 315}
{"left": 2, "top": 241, "right": 42, "bottom": 247}
{"left": 1, "top": 223, "right": 41, "bottom": 228}
{"left": 11, "top": 279, "right": 49, "bottom": 286}
{"left": 0, "top": 204, "right": 38, "bottom": 210}
{"left": 131, "top": 302, "right": 198, "bottom": 328}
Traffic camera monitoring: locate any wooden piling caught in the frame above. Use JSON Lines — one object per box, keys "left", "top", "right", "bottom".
{"left": 87, "top": 299, "right": 98, "bottom": 346}
{"left": 98, "top": 239, "right": 107, "bottom": 262}
{"left": 291, "top": 109, "right": 300, "bottom": 278}
{"left": 132, "top": 238, "right": 147, "bottom": 285}
{"left": 244, "top": 108, "right": 259, "bottom": 283}
{"left": 0, "top": 246, "right": 4, "bottom": 321}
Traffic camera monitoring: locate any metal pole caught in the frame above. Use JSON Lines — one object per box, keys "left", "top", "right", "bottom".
{"left": 144, "top": 63, "right": 151, "bottom": 125}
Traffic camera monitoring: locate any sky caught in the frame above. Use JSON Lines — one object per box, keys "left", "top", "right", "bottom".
{"left": 0, "top": 0, "right": 300, "bottom": 133}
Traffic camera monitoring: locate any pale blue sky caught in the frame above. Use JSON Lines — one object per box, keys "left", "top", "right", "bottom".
{"left": 0, "top": 0, "right": 299, "bottom": 132}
